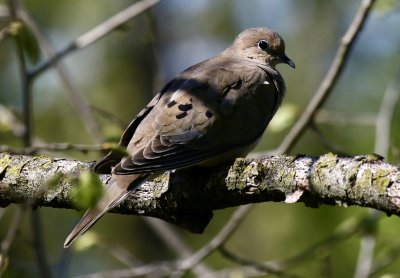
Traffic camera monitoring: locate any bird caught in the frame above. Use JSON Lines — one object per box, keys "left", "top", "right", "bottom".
{"left": 64, "top": 27, "right": 295, "bottom": 248}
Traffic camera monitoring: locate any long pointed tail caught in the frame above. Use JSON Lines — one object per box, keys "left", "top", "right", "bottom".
{"left": 64, "top": 174, "right": 146, "bottom": 248}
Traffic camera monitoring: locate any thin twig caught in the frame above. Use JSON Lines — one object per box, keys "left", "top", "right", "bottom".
{"left": 0, "top": 207, "right": 26, "bottom": 275}
{"left": 90, "top": 105, "right": 127, "bottom": 129}
{"left": 0, "top": 104, "right": 25, "bottom": 137}
{"left": 216, "top": 216, "right": 365, "bottom": 278}
{"left": 309, "top": 122, "right": 348, "bottom": 155}
{"left": 81, "top": 236, "right": 142, "bottom": 268}
{"left": 273, "top": 0, "right": 377, "bottom": 154}
{"left": 0, "top": 142, "right": 120, "bottom": 155}
{"left": 8, "top": 1, "right": 53, "bottom": 276}
{"left": 374, "top": 66, "right": 400, "bottom": 157}
{"left": 219, "top": 246, "right": 302, "bottom": 278}
{"left": 354, "top": 234, "right": 376, "bottom": 278}
{"left": 370, "top": 240, "right": 400, "bottom": 275}
{"left": 9, "top": 0, "right": 32, "bottom": 147}
{"left": 30, "top": 210, "right": 52, "bottom": 278}
{"left": 353, "top": 65, "right": 400, "bottom": 278}
{"left": 29, "top": 0, "right": 160, "bottom": 78}
{"left": 171, "top": 205, "right": 253, "bottom": 278}
{"left": 144, "top": 218, "right": 213, "bottom": 276}
{"left": 16, "top": 1, "right": 102, "bottom": 141}
{"left": 76, "top": 261, "right": 175, "bottom": 278}
{"left": 282, "top": 216, "right": 373, "bottom": 273}
{"left": 353, "top": 210, "right": 381, "bottom": 278}
{"left": 315, "top": 110, "right": 376, "bottom": 127}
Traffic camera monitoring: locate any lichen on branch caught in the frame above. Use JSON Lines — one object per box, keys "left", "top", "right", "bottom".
{"left": 0, "top": 152, "right": 399, "bottom": 233}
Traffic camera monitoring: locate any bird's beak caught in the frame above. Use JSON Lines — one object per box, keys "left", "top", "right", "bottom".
{"left": 281, "top": 54, "right": 295, "bottom": 68}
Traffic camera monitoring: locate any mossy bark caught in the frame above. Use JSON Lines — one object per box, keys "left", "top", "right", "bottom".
{"left": 1, "top": 152, "right": 399, "bottom": 233}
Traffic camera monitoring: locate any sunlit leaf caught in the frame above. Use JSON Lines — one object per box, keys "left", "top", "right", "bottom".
{"left": 0, "top": 254, "right": 9, "bottom": 274}
{"left": 72, "top": 230, "right": 100, "bottom": 251}
{"left": 71, "top": 171, "right": 104, "bottom": 210}
{"left": 374, "top": 0, "right": 397, "bottom": 14}
{"left": 268, "top": 103, "right": 298, "bottom": 133}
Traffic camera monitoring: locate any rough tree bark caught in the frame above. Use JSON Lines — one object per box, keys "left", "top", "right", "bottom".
{"left": 0, "top": 152, "right": 399, "bottom": 233}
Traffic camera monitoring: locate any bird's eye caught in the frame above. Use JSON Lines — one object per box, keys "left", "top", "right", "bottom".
{"left": 257, "top": 40, "right": 269, "bottom": 50}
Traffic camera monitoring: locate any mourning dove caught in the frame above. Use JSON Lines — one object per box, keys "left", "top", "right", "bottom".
{"left": 64, "top": 27, "right": 295, "bottom": 247}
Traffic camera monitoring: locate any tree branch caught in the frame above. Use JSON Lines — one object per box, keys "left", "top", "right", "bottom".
{"left": 29, "top": 0, "right": 160, "bottom": 78}
{"left": 0, "top": 152, "right": 400, "bottom": 233}
{"left": 273, "top": 0, "right": 376, "bottom": 155}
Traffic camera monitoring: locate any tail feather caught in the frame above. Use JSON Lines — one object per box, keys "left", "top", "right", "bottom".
{"left": 64, "top": 174, "right": 145, "bottom": 248}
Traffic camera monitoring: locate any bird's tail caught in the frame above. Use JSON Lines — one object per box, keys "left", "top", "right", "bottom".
{"left": 64, "top": 174, "right": 146, "bottom": 248}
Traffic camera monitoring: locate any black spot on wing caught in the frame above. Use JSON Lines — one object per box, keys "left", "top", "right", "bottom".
{"left": 176, "top": 112, "right": 188, "bottom": 119}
{"left": 167, "top": 100, "right": 177, "bottom": 108}
{"left": 178, "top": 103, "right": 193, "bottom": 112}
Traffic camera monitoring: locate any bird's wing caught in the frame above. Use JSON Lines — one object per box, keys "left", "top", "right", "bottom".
{"left": 93, "top": 80, "right": 176, "bottom": 174}
{"left": 113, "top": 60, "right": 278, "bottom": 175}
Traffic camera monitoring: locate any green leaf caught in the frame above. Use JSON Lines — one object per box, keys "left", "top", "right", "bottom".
{"left": 12, "top": 20, "right": 41, "bottom": 65}
{"left": 72, "top": 231, "right": 100, "bottom": 251}
{"left": 268, "top": 103, "right": 298, "bottom": 133}
{"left": 374, "top": 0, "right": 397, "bottom": 14}
{"left": 71, "top": 171, "right": 104, "bottom": 210}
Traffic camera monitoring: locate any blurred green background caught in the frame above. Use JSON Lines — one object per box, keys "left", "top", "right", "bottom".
{"left": 1, "top": 0, "right": 400, "bottom": 277}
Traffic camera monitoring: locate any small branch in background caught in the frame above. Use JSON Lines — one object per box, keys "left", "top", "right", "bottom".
{"left": 353, "top": 232, "right": 377, "bottom": 278}
{"left": 90, "top": 105, "right": 127, "bottom": 129}
{"left": 315, "top": 109, "right": 376, "bottom": 127}
{"left": 8, "top": 1, "right": 32, "bottom": 147}
{"left": 215, "top": 216, "right": 367, "bottom": 278}
{"left": 374, "top": 67, "right": 400, "bottom": 157}
{"left": 0, "top": 206, "right": 26, "bottom": 276}
{"left": 352, "top": 211, "right": 381, "bottom": 278}
{"left": 353, "top": 65, "right": 400, "bottom": 278}
{"left": 274, "top": 0, "right": 377, "bottom": 154}
{"left": 30, "top": 210, "right": 52, "bottom": 278}
{"left": 370, "top": 240, "right": 400, "bottom": 275}
{"left": 171, "top": 205, "right": 252, "bottom": 278}
{"left": 0, "top": 104, "right": 25, "bottom": 137}
{"left": 29, "top": 0, "right": 160, "bottom": 78}
{"left": 6, "top": 0, "right": 48, "bottom": 276}
{"left": 218, "top": 246, "right": 292, "bottom": 277}
{"left": 144, "top": 218, "right": 213, "bottom": 276}
{"left": 309, "top": 122, "right": 348, "bottom": 155}
{"left": 16, "top": 1, "right": 103, "bottom": 142}
{"left": 144, "top": 11, "right": 166, "bottom": 93}
{"left": 76, "top": 262, "right": 176, "bottom": 278}
{"left": 0, "top": 142, "right": 120, "bottom": 155}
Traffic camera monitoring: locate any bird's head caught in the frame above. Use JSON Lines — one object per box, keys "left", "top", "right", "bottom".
{"left": 227, "top": 27, "right": 295, "bottom": 69}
